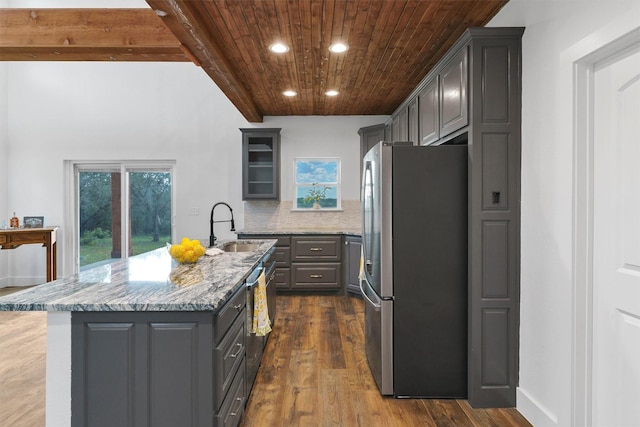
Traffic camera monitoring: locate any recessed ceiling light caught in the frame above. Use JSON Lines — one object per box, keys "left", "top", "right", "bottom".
{"left": 325, "top": 90, "right": 339, "bottom": 97}
{"left": 283, "top": 90, "right": 297, "bottom": 97}
{"left": 329, "top": 43, "right": 349, "bottom": 53}
{"left": 269, "top": 43, "right": 289, "bottom": 53}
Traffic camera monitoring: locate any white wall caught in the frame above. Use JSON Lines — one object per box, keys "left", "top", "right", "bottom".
{"left": 3, "top": 57, "right": 386, "bottom": 283}
{"left": 489, "top": 1, "right": 640, "bottom": 426}
{"left": 256, "top": 115, "right": 387, "bottom": 202}
{"left": 0, "top": 59, "right": 8, "bottom": 285}
{"left": 0, "top": 0, "right": 9, "bottom": 283}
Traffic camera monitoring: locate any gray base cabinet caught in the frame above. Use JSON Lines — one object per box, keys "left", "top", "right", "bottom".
{"left": 238, "top": 234, "right": 291, "bottom": 290}
{"left": 290, "top": 236, "right": 342, "bottom": 291}
{"left": 239, "top": 234, "right": 345, "bottom": 292}
{"left": 71, "top": 287, "right": 247, "bottom": 427}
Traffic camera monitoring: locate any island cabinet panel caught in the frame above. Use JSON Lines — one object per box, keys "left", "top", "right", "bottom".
{"left": 76, "top": 322, "right": 135, "bottom": 427}
{"left": 213, "top": 313, "right": 245, "bottom": 412}
{"left": 71, "top": 289, "right": 247, "bottom": 427}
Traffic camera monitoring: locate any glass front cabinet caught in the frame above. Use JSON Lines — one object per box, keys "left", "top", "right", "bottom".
{"left": 240, "top": 128, "right": 281, "bottom": 200}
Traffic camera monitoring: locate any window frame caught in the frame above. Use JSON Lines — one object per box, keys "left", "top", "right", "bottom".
{"left": 63, "top": 160, "right": 176, "bottom": 275}
{"left": 292, "top": 157, "right": 342, "bottom": 210}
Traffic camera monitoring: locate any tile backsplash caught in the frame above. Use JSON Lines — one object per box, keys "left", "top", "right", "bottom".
{"left": 243, "top": 200, "right": 361, "bottom": 231}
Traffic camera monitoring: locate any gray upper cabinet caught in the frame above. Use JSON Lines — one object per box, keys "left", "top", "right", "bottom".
{"left": 391, "top": 45, "right": 468, "bottom": 146}
{"left": 439, "top": 47, "right": 468, "bottom": 138}
{"left": 240, "top": 128, "right": 281, "bottom": 200}
{"left": 418, "top": 76, "right": 440, "bottom": 145}
{"left": 407, "top": 97, "right": 419, "bottom": 145}
{"left": 358, "top": 124, "right": 386, "bottom": 182}
{"left": 358, "top": 124, "right": 386, "bottom": 159}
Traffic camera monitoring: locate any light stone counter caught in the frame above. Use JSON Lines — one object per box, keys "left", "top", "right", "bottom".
{"left": 239, "top": 228, "right": 361, "bottom": 236}
{"left": 0, "top": 239, "right": 276, "bottom": 312}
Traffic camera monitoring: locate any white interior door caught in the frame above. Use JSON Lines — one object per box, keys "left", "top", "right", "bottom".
{"left": 592, "top": 48, "right": 640, "bottom": 427}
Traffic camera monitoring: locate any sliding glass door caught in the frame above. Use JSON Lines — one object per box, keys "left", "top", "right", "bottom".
{"left": 75, "top": 162, "right": 174, "bottom": 270}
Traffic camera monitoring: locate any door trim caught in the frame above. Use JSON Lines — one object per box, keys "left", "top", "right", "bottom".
{"left": 572, "top": 24, "right": 640, "bottom": 427}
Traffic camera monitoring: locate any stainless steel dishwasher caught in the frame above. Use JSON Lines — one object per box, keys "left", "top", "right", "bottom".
{"left": 245, "top": 248, "right": 276, "bottom": 393}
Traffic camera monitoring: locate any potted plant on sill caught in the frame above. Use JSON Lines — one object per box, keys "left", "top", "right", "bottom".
{"left": 304, "top": 183, "right": 330, "bottom": 209}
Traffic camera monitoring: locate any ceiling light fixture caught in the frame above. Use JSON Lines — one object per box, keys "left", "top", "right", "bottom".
{"left": 325, "top": 90, "right": 339, "bottom": 97}
{"left": 329, "top": 43, "right": 349, "bottom": 53}
{"left": 283, "top": 90, "right": 297, "bottom": 97}
{"left": 269, "top": 43, "right": 290, "bottom": 53}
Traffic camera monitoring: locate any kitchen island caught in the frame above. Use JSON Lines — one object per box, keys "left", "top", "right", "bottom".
{"left": 0, "top": 239, "right": 276, "bottom": 427}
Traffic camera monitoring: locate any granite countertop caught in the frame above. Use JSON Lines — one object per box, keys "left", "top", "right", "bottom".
{"left": 239, "top": 228, "right": 361, "bottom": 236}
{"left": 0, "top": 239, "right": 276, "bottom": 312}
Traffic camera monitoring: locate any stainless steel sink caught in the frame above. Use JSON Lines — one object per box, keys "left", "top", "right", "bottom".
{"left": 222, "top": 241, "right": 259, "bottom": 252}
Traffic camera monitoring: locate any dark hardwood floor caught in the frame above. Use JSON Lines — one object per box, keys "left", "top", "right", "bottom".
{"left": 242, "top": 294, "right": 532, "bottom": 427}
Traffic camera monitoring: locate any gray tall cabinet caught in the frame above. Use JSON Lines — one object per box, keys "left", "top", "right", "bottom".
{"left": 359, "top": 27, "right": 523, "bottom": 408}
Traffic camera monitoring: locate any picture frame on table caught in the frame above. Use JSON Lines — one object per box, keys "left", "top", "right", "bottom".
{"left": 23, "top": 216, "right": 44, "bottom": 228}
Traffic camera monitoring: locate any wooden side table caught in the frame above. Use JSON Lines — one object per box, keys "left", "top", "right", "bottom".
{"left": 0, "top": 226, "right": 58, "bottom": 282}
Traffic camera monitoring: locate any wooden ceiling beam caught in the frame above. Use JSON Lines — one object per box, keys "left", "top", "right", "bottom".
{"left": 145, "top": 0, "right": 264, "bottom": 122}
{"left": 0, "top": 8, "right": 188, "bottom": 62}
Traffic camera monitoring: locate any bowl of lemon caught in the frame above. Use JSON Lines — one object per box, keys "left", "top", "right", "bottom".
{"left": 168, "top": 238, "right": 206, "bottom": 264}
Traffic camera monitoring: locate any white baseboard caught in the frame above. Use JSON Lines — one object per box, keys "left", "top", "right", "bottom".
{"left": 517, "top": 387, "right": 559, "bottom": 427}
{"left": 0, "top": 277, "right": 46, "bottom": 287}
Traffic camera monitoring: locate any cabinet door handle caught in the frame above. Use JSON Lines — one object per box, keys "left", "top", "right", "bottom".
{"left": 310, "top": 274, "right": 323, "bottom": 279}
{"left": 230, "top": 396, "right": 244, "bottom": 416}
{"left": 230, "top": 343, "right": 243, "bottom": 358}
{"left": 310, "top": 247, "right": 323, "bottom": 251}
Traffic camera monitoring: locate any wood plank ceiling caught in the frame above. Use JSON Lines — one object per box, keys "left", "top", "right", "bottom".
{"left": 0, "top": 1, "right": 508, "bottom": 122}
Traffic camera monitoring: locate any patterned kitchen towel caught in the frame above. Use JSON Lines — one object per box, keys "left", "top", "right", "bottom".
{"left": 252, "top": 270, "right": 272, "bottom": 336}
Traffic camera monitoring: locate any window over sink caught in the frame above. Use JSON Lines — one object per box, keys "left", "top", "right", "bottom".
{"left": 293, "top": 158, "right": 341, "bottom": 210}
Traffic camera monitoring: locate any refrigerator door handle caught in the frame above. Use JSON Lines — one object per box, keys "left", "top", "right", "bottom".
{"left": 359, "top": 279, "right": 381, "bottom": 310}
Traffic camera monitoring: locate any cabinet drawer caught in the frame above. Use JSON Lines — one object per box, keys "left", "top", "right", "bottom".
{"left": 214, "top": 287, "right": 245, "bottom": 345}
{"left": 239, "top": 234, "right": 290, "bottom": 247}
{"left": 214, "top": 313, "right": 245, "bottom": 411}
{"left": 215, "top": 359, "right": 246, "bottom": 427}
{"left": 292, "top": 236, "right": 341, "bottom": 261}
{"left": 0, "top": 235, "right": 6, "bottom": 245}
{"left": 274, "top": 247, "right": 290, "bottom": 266}
{"left": 291, "top": 263, "right": 341, "bottom": 290}
{"left": 275, "top": 267, "right": 291, "bottom": 290}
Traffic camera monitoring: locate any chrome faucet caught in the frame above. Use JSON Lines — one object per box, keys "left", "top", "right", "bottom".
{"left": 210, "top": 202, "right": 235, "bottom": 247}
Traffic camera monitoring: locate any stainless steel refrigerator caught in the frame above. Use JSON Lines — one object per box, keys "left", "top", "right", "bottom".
{"left": 360, "top": 141, "right": 468, "bottom": 397}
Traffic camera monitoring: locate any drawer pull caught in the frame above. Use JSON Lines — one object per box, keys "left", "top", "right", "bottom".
{"left": 230, "top": 343, "right": 243, "bottom": 358}
{"left": 310, "top": 274, "right": 323, "bottom": 279}
{"left": 310, "top": 247, "right": 323, "bottom": 251}
{"left": 230, "top": 397, "right": 244, "bottom": 416}
{"left": 232, "top": 304, "right": 243, "bottom": 311}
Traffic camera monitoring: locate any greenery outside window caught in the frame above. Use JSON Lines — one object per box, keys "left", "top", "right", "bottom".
{"left": 294, "top": 158, "right": 341, "bottom": 210}
{"left": 65, "top": 161, "right": 176, "bottom": 273}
